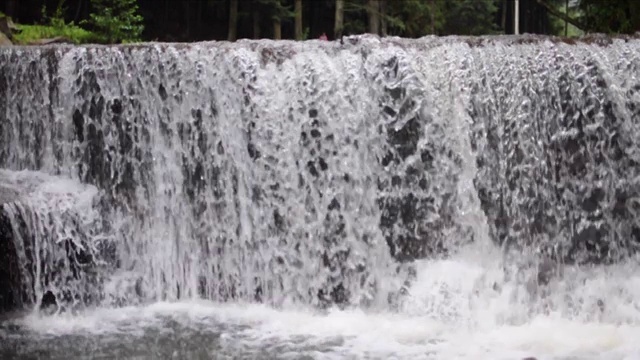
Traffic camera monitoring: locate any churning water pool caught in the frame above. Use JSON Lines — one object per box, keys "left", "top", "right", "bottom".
{"left": 2, "top": 256, "right": 640, "bottom": 360}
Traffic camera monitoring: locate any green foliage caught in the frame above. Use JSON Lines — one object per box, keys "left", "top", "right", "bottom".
{"left": 13, "top": 24, "right": 98, "bottom": 44}
{"left": 41, "top": 0, "right": 68, "bottom": 30}
{"left": 259, "top": 0, "right": 294, "bottom": 22}
{"left": 384, "top": 0, "right": 497, "bottom": 37}
{"left": 441, "top": 0, "right": 498, "bottom": 36}
{"left": 386, "top": 0, "right": 442, "bottom": 37}
{"left": 575, "top": 0, "right": 640, "bottom": 34}
{"left": 13, "top": 0, "right": 99, "bottom": 44}
{"left": 546, "top": 0, "right": 583, "bottom": 37}
{"left": 85, "top": 0, "right": 144, "bottom": 43}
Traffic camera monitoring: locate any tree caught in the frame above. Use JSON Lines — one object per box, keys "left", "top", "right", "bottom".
{"left": 228, "top": 0, "right": 238, "bottom": 41}
{"left": 259, "top": 0, "right": 293, "bottom": 39}
{"left": 380, "top": 0, "right": 387, "bottom": 36}
{"left": 385, "top": 0, "right": 441, "bottom": 37}
{"left": 534, "top": 0, "right": 640, "bottom": 35}
{"left": 367, "top": 0, "right": 380, "bottom": 35}
{"left": 86, "top": 0, "right": 144, "bottom": 43}
{"left": 294, "top": 0, "right": 302, "bottom": 40}
{"left": 429, "top": 0, "right": 436, "bottom": 34}
{"left": 572, "top": 0, "right": 640, "bottom": 34}
{"left": 441, "top": 0, "right": 498, "bottom": 36}
{"left": 334, "top": 0, "right": 344, "bottom": 38}
{"left": 253, "top": 0, "right": 261, "bottom": 38}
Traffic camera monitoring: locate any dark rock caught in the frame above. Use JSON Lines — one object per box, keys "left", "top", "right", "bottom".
{"left": 0, "top": 183, "right": 21, "bottom": 311}
{"left": 471, "top": 61, "right": 635, "bottom": 265}
{"left": 328, "top": 198, "right": 340, "bottom": 211}
{"left": 0, "top": 15, "right": 18, "bottom": 37}
{"left": 0, "top": 203, "right": 21, "bottom": 313}
{"left": 0, "top": 32, "right": 11, "bottom": 46}
{"left": 39, "top": 291, "right": 58, "bottom": 315}
{"left": 535, "top": 257, "right": 558, "bottom": 286}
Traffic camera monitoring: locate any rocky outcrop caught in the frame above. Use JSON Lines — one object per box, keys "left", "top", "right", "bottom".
{"left": 0, "top": 32, "right": 11, "bottom": 46}
{"left": 0, "top": 15, "right": 17, "bottom": 38}
{"left": 0, "top": 14, "right": 16, "bottom": 46}
{"left": 0, "top": 171, "right": 113, "bottom": 315}
{"left": 0, "top": 187, "right": 21, "bottom": 312}
{"left": 469, "top": 47, "right": 640, "bottom": 266}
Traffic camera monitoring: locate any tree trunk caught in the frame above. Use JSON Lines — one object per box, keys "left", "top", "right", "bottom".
{"left": 429, "top": 0, "right": 436, "bottom": 34}
{"left": 294, "top": 0, "right": 303, "bottom": 40}
{"left": 253, "top": 0, "right": 261, "bottom": 39}
{"left": 630, "top": 1, "right": 640, "bottom": 33}
{"left": 273, "top": 19, "right": 282, "bottom": 39}
{"left": 380, "top": 0, "right": 387, "bottom": 36}
{"left": 501, "top": 0, "right": 507, "bottom": 33}
{"left": 228, "top": 0, "right": 238, "bottom": 41}
{"left": 514, "top": 0, "right": 519, "bottom": 34}
{"left": 367, "top": 0, "right": 380, "bottom": 35}
{"left": 564, "top": 0, "right": 568, "bottom": 36}
{"left": 535, "top": 0, "right": 584, "bottom": 30}
{"left": 73, "top": 0, "right": 83, "bottom": 23}
{"left": 334, "top": 0, "right": 344, "bottom": 38}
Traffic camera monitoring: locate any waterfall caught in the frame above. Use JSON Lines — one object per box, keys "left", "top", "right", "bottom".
{"left": 1, "top": 35, "right": 640, "bottom": 315}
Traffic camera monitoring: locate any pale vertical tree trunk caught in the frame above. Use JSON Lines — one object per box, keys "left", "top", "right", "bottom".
{"left": 334, "top": 0, "right": 344, "bottom": 38}
{"left": 253, "top": 0, "right": 261, "bottom": 38}
{"left": 295, "top": 0, "right": 303, "bottom": 40}
{"left": 368, "top": 0, "right": 380, "bottom": 35}
{"left": 228, "top": 0, "right": 238, "bottom": 41}
{"left": 273, "top": 19, "right": 282, "bottom": 39}
{"left": 380, "top": 0, "right": 387, "bottom": 36}
{"left": 514, "top": 0, "right": 519, "bottom": 35}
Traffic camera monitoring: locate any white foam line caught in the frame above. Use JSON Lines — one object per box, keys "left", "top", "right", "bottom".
{"left": 8, "top": 299, "right": 640, "bottom": 359}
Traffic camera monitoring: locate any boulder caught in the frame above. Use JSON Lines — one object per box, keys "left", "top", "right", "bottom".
{"left": 0, "top": 15, "right": 18, "bottom": 37}
{"left": 0, "top": 31, "right": 11, "bottom": 46}
{"left": 0, "top": 14, "right": 17, "bottom": 46}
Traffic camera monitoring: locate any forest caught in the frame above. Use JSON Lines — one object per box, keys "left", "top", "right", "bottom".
{"left": 2, "top": 0, "right": 640, "bottom": 44}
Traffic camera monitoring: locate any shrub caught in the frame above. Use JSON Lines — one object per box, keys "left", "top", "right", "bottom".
{"left": 85, "top": 0, "right": 144, "bottom": 44}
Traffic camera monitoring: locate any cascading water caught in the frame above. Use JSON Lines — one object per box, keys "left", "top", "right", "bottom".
{"left": 1, "top": 35, "right": 640, "bottom": 359}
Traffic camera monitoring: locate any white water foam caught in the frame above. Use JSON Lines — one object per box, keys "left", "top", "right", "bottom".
{"left": 7, "top": 251, "right": 640, "bottom": 359}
